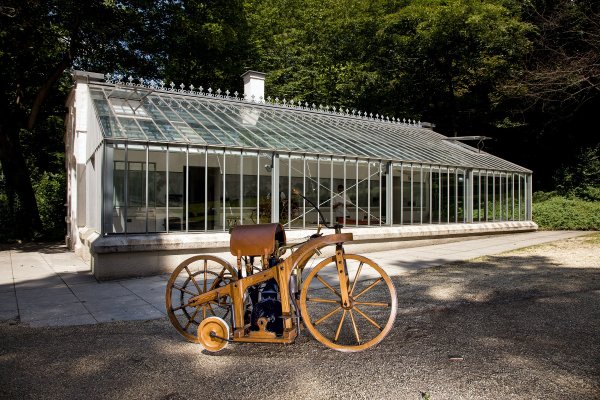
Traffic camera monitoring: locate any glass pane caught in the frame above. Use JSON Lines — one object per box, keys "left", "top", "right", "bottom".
{"left": 118, "top": 118, "right": 146, "bottom": 140}
{"left": 278, "top": 155, "right": 290, "bottom": 227}
{"left": 288, "top": 156, "right": 303, "bottom": 228}
{"left": 356, "top": 161, "right": 370, "bottom": 225}
{"left": 486, "top": 173, "right": 493, "bottom": 221}
{"left": 304, "top": 157, "right": 320, "bottom": 227}
{"left": 112, "top": 148, "right": 126, "bottom": 233}
{"left": 241, "top": 153, "right": 259, "bottom": 225}
{"left": 126, "top": 148, "right": 147, "bottom": 233}
{"left": 431, "top": 167, "right": 441, "bottom": 223}
{"left": 149, "top": 149, "right": 166, "bottom": 232}
{"left": 330, "top": 159, "right": 347, "bottom": 225}
{"left": 207, "top": 152, "right": 225, "bottom": 231}
{"left": 368, "top": 161, "right": 383, "bottom": 225}
{"left": 258, "top": 153, "right": 272, "bottom": 224}
{"left": 223, "top": 152, "right": 241, "bottom": 229}
{"left": 318, "top": 157, "right": 333, "bottom": 225}
{"left": 188, "top": 149, "right": 214, "bottom": 231}
{"left": 168, "top": 148, "right": 186, "bottom": 231}
{"left": 391, "top": 163, "right": 406, "bottom": 225}
{"left": 449, "top": 169, "right": 458, "bottom": 223}
{"left": 138, "top": 120, "right": 166, "bottom": 141}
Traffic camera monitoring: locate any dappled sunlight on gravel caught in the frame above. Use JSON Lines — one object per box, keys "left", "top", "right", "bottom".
{"left": 1, "top": 233, "right": 599, "bottom": 399}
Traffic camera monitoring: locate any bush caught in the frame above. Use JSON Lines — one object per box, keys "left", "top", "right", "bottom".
{"left": 34, "top": 171, "right": 66, "bottom": 240}
{"left": 532, "top": 190, "right": 559, "bottom": 202}
{"left": 533, "top": 195, "right": 600, "bottom": 230}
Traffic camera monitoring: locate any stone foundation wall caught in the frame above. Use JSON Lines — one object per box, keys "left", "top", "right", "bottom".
{"left": 82, "top": 221, "right": 538, "bottom": 280}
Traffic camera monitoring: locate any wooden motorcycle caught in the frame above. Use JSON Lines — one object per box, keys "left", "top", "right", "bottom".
{"left": 165, "top": 191, "right": 397, "bottom": 352}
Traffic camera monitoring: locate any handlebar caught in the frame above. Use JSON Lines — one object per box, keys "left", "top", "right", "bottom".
{"left": 291, "top": 188, "right": 342, "bottom": 231}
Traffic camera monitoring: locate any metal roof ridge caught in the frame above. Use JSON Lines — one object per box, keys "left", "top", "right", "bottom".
{"left": 100, "top": 72, "right": 422, "bottom": 129}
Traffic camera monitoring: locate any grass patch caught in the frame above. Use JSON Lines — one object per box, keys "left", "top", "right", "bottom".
{"left": 582, "top": 232, "right": 600, "bottom": 245}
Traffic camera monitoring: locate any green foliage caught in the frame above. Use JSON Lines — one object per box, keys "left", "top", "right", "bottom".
{"left": 34, "top": 172, "right": 66, "bottom": 239}
{"left": 377, "top": 0, "right": 533, "bottom": 132}
{"left": 0, "top": 192, "right": 12, "bottom": 241}
{"left": 532, "top": 191, "right": 558, "bottom": 203}
{"left": 246, "top": 0, "right": 384, "bottom": 108}
{"left": 533, "top": 195, "right": 600, "bottom": 231}
{"left": 0, "top": 0, "right": 596, "bottom": 240}
{"left": 554, "top": 145, "right": 600, "bottom": 201}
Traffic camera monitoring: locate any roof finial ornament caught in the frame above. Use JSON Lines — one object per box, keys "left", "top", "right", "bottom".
{"left": 225, "top": 89, "right": 230, "bottom": 98}
{"left": 216, "top": 88, "right": 222, "bottom": 97}
{"left": 208, "top": 87, "right": 213, "bottom": 96}
{"left": 234, "top": 90, "right": 239, "bottom": 98}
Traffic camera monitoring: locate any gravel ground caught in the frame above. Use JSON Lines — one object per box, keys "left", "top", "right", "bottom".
{"left": 1, "top": 233, "right": 599, "bottom": 400}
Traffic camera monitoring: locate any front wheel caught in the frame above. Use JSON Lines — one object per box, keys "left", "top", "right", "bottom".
{"left": 299, "top": 254, "right": 397, "bottom": 352}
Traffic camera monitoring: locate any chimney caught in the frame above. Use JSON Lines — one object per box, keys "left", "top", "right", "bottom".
{"left": 241, "top": 70, "right": 266, "bottom": 102}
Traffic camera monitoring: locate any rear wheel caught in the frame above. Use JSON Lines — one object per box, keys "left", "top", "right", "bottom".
{"left": 299, "top": 254, "right": 397, "bottom": 352}
{"left": 166, "top": 255, "right": 237, "bottom": 343}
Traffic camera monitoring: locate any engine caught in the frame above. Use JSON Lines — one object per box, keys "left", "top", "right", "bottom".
{"left": 248, "top": 278, "right": 283, "bottom": 336}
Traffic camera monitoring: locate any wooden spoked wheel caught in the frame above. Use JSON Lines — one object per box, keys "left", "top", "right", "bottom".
{"left": 299, "top": 254, "right": 397, "bottom": 352}
{"left": 166, "top": 255, "right": 237, "bottom": 343}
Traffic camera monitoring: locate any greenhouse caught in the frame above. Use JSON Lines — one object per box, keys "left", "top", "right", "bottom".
{"left": 65, "top": 70, "right": 535, "bottom": 279}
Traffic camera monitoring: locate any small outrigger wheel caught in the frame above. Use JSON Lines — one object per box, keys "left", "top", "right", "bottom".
{"left": 198, "top": 317, "right": 230, "bottom": 352}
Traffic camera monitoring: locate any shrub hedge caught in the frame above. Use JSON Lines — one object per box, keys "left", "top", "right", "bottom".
{"left": 533, "top": 195, "right": 600, "bottom": 230}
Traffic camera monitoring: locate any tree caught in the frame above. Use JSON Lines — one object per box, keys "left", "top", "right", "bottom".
{"left": 376, "top": 0, "right": 533, "bottom": 135}
{"left": 161, "top": 0, "right": 253, "bottom": 90}
{"left": 495, "top": 0, "right": 600, "bottom": 189}
{"left": 245, "top": 0, "right": 385, "bottom": 110}
{"left": 0, "top": 0, "right": 253, "bottom": 238}
{"left": 0, "top": 1, "right": 140, "bottom": 237}
{"left": 515, "top": 0, "right": 600, "bottom": 111}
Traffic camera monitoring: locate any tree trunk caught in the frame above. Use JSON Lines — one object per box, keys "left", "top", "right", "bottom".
{"left": 0, "top": 121, "right": 42, "bottom": 236}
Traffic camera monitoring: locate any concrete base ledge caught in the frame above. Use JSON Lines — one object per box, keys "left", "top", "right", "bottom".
{"left": 87, "top": 221, "right": 537, "bottom": 280}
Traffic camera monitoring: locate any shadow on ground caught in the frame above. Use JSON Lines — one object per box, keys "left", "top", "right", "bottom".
{"left": 1, "top": 250, "right": 599, "bottom": 399}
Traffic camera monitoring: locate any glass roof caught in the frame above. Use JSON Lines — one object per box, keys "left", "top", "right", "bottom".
{"left": 89, "top": 83, "right": 530, "bottom": 173}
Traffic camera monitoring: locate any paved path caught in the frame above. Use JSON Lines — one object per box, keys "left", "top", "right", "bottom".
{"left": 0, "top": 230, "right": 587, "bottom": 328}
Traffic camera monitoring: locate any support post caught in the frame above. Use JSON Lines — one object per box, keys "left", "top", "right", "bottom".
{"left": 386, "top": 162, "right": 393, "bottom": 226}
{"left": 466, "top": 169, "right": 474, "bottom": 223}
{"left": 271, "top": 153, "right": 280, "bottom": 223}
